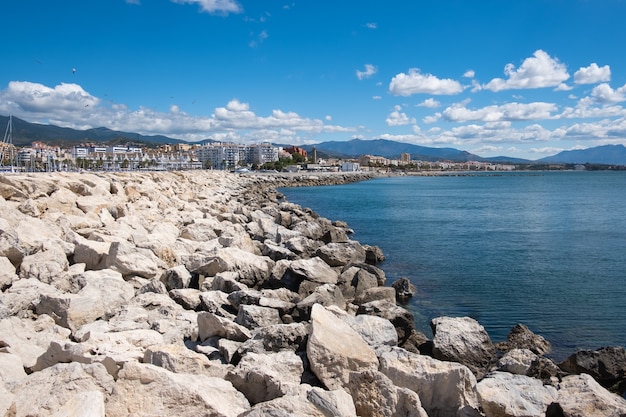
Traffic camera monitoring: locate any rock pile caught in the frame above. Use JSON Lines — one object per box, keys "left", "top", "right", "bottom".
{"left": 1, "top": 170, "right": 625, "bottom": 417}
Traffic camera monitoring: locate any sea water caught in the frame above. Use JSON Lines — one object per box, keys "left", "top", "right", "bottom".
{"left": 280, "top": 171, "right": 626, "bottom": 360}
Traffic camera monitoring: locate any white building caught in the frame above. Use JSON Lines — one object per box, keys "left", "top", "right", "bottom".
{"left": 341, "top": 162, "right": 360, "bottom": 172}
{"left": 197, "top": 142, "right": 279, "bottom": 169}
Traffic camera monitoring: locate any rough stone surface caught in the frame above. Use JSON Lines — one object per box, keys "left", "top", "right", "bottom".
{"left": 307, "top": 304, "right": 379, "bottom": 390}
{"left": 431, "top": 316, "right": 497, "bottom": 380}
{"left": 551, "top": 373, "right": 626, "bottom": 417}
{"left": 496, "top": 323, "right": 552, "bottom": 356}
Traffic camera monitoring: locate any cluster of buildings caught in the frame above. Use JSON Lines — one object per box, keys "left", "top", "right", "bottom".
{"left": 1, "top": 139, "right": 515, "bottom": 173}
{"left": 0, "top": 141, "right": 285, "bottom": 172}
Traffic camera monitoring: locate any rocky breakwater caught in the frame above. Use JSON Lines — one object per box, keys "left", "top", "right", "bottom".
{"left": 0, "top": 170, "right": 624, "bottom": 417}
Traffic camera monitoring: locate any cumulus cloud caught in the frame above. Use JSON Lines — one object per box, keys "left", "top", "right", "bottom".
{"left": 170, "top": 0, "right": 242, "bottom": 14}
{"left": 483, "top": 50, "right": 570, "bottom": 92}
{"left": 589, "top": 82, "right": 626, "bottom": 104}
{"left": 574, "top": 63, "right": 611, "bottom": 84}
{"left": 356, "top": 64, "right": 378, "bottom": 80}
{"left": 389, "top": 69, "right": 463, "bottom": 96}
{"left": 385, "top": 106, "right": 416, "bottom": 126}
{"left": 0, "top": 81, "right": 353, "bottom": 142}
{"left": 418, "top": 98, "right": 440, "bottom": 108}
{"left": 442, "top": 101, "right": 558, "bottom": 123}
{"left": 463, "top": 70, "right": 475, "bottom": 78}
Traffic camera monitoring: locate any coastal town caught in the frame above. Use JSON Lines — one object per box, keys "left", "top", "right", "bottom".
{"left": 0, "top": 139, "right": 516, "bottom": 173}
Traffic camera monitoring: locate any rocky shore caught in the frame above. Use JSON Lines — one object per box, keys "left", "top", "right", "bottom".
{"left": 0, "top": 170, "right": 625, "bottom": 417}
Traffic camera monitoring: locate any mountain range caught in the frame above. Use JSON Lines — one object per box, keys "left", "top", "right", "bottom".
{"left": 2, "top": 115, "right": 626, "bottom": 166}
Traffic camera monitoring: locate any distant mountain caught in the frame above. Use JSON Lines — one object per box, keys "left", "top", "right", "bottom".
{"left": 0, "top": 115, "right": 189, "bottom": 147}
{"left": 538, "top": 144, "right": 626, "bottom": 165}
{"left": 301, "top": 138, "right": 483, "bottom": 162}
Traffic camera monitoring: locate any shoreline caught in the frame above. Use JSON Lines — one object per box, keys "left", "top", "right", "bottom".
{"left": 0, "top": 170, "right": 624, "bottom": 414}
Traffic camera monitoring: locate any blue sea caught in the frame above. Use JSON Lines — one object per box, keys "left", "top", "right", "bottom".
{"left": 280, "top": 171, "right": 626, "bottom": 360}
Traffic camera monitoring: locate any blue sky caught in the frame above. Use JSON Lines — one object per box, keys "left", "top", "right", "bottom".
{"left": 2, "top": 0, "right": 626, "bottom": 159}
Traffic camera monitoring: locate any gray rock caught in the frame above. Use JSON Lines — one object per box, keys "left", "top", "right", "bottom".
{"left": 357, "top": 300, "right": 415, "bottom": 345}
{"left": 306, "top": 304, "right": 378, "bottom": 390}
{"left": 559, "top": 346, "right": 626, "bottom": 390}
{"left": 316, "top": 241, "right": 366, "bottom": 267}
{"left": 106, "top": 362, "right": 250, "bottom": 417}
{"left": 198, "top": 311, "right": 251, "bottom": 342}
{"left": 160, "top": 264, "right": 192, "bottom": 290}
{"left": 431, "top": 316, "right": 497, "bottom": 380}
{"left": 347, "top": 369, "right": 428, "bottom": 417}
{"left": 477, "top": 371, "right": 558, "bottom": 417}
{"left": 379, "top": 347, "right": 481, "bottom": 417}
{"left": 235, "top": 304, "right": 282, "bottom": 330}
{"left": 391, "top": 277, "right": 416, "bottom": 301}
{"left": 551, "top": 373, "right": 626, "bottom": 417}
{"left": 496, "top": 323, "right": 552, "bottom": 356}
{"left": 226, "top": 350, "right": 304, "bottom": 404}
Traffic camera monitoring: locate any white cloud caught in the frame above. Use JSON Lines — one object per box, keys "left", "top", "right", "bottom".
{"left": 529, "top": 146, "right": 564, "bottom": 155}
{"left": 372, "top": 95, "right": 382, "bottom": 100}
{"left": 423, "top": 113, "right": 441, "bottom": 124}
{"left": 463, "top": 70, "right": 475, "bottom": 78}
{"left": 170, "top": 0, "right": 242, "bottom": 14}
{"left": 389, "top": 69, "right": 463, "bottom": 96}
{"left": 574, "top": 63, "right": 611, "bottom": 84}
{"left": 483, "top": 50, "right": 570, "bottom": 92}
{"left": 365, "top": 22, "right": 377, "bottom": 29}
{"left": 356, "top": 64, "right": 378, "bottom": 80}
{"left": 418, "top": 98, "right": 440, "bottom": 108}
{"left": 385, "top": 109, "right": 416, "bottom": 126}
{"left": 325, "top": 115, "right": 332, "bottom": 121}
{"left": 442, "top": 101, "right": 558, "bottom": 123}
{"left": 0, "top": 81, "right": 354, "bottom": 142}
{"left": 589, "top": 82, "right": 626, "bottom": 104}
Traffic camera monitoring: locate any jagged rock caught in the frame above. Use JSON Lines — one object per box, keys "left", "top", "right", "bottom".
{"left": 477, "top": 371, "right": 558, "bottom": 417}
{"left": 169, "top": 288, "right": 202, "bottom": 310}
{"left": 316, "top": 241, "right": 366, "bottom": 267}
{"left": 107, "top": 240, "right": 166, "bottom": 279}
{"left": 496, "top": 323, "right": 552, "bottom": 355}
{"left": 17, "top": 244, "right": 69, "bottom": 284}
{"left": 431, "top": 316, "right": 497, "bottom": 380}
{"left": 0, "top": 315, "right": 71, "bottom": 370}
{"left": 237, "top": 322, "right": 309, "bottom": 357}
{"left": 179, "top": 217, "right": 222, "bottom": 241}
{"left": 357, "top": 300, "right": 415, "bottom": 345}
{"left": 559, "top": 346, "right": 626, "bottom": 391}
{"left": 0, "top": 352, "right": 27, "bottom": 384}
{"left": 137, "top": 278, "right": 168, "bottom": 294}
{"left": 364, "top": 244, "right": 386, "bottom": 265}
{"left": 379, "top": 347, "right": 481, "bottom": 417}
{"left": 306, "top": 304, "right": 378, "bottom": 390}
{"left": 199, "top": 290, "right": 236, "bottom": 318}
{"left": 347, "top": 369, "right": 428, "bottom": 417}
{"left": 35, "top": 269, "right": 135, "bottom": 332}
{"left": 495, "top": 348, "right": 539, "bottom": 375}
{"left": 160, "top": 264, "right": 193, "bottom": 290}
{"left": 9, "top": 362, "right": 114, "bottom": 417}
{"left": 550, "top": 373, "right": 626, "bottom": 417}
{"left": 144, "top": 343, "right": 231, "bottom": 378}
{"left": 198, "top": 311, "right": 252, "bottom": 342}
{"left": 391, "top": 277, "right": 417, "bottom": 301}
{"left": 226, "top": 350, "right": 304, "bottom": 404}
{"left": 321, "top": 226, "right": 349, "bottom": 243}
{"left": 0, "top": 256, "right": 17, "bottom": 290}
{"left": 240, "top": 390, "right": 355, "bottom": 417}
{"left": 106, "top": 362, "right": 250, "bottom": 417}
{"left": 72, "top": 237, "right": 110, "bottom": 271}
{"left": 227, "top": 288, "right": 263, "bottom": 310}
{"left": 236, "top": 304, "right": 282, "bottom": 330}
{"left": 211, "top": 271, "right": 250, "bottom": 293}
{"left": 296, "top": 284, "right": 346, "bottom": 318}
{"left": 277, "top": 257, "right": 339, "bottom": 294}
{"left": 185, "top": 247, "right": 275, "bottom": 289}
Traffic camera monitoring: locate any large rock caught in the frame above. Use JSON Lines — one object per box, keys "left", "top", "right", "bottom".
{"left": 347, "top": 369, "right": 428, "bottom": 417}
{"left": 559, "top": 346, "right": 626, "bottom": 391}
{"left": 277, "top": 257, "right": 339, "bottom": 294}
{"left": 431, "top": 316, "right": 497, "bottom": 379}
{"left": 477, "top": 371, "right": 558, "bottom": 417}
{"left": 106, "top": 362, "right": 250, "bottom": 417}
{"left": 107, "top": 240, "right": 166, "bottom": 279}
{"left": 0, "top": 256, "right": 17, "bottom": 290}
{"left": 379, "top": 347, "right": 481, "bottom": 417}
{"left": 226, "top": 350, "right": 304, "bottom": 404}
{"left": 197, "top": 311, "right": 251, "bottom": 342}
{"left": 9, "top": 362, "right": 114, "bottom": 417}
{"left": 316, "top": 241, "right": 366, "bottom": 267}
{"left": 496, "top": 323, "right": 552, "bottom": 356}
{"left": 185, "top": 247, "right": 275, "bottom": 289}
{"left": 495, "top": 348, "right": 539, "bottom": 375}
{"left": 550, "top": 373, "right": 626, "bottom": 417}
{"left": 357, "top": 300, "right": 415, "bottom": 345}
{"left": 307, "top": 304, "right": 378, "bottom": 390}
{"left": 35, "top": 269, "right": 135, "bottom": 332}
